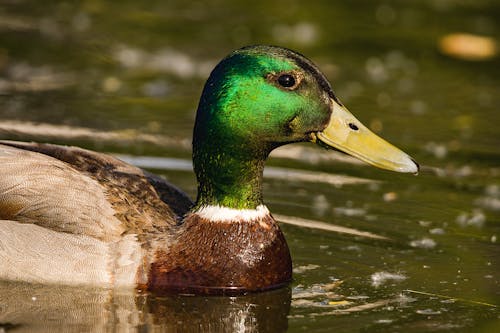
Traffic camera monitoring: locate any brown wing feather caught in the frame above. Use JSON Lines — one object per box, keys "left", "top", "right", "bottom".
{"left": 144, "top": 171, "right": 193, "bottom": 218}
{"left": 0, "top": 141, "right": 192, "bottom": 239}
{"left": 0, "top": 143, "right": 124, "bottom": 240}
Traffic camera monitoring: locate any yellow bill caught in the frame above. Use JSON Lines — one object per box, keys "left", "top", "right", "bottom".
{"left": 315, "top": 99, "right": 419, "bottom": 174}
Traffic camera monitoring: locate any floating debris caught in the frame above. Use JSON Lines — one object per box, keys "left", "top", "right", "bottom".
{"left": 410, "top": 237, "right": 437, "bottom": 249}
{"left": 293, "top": 264, "right": 320, "bottom": 274}
{"left": 343, "top": 245, "right": 362, "bottom": 252}
{"left": 314, "top": 298, "right": 397, "bottom": 316}
{"left": 474, "top": 196, "right": 500, "bottom": 211}
{"left": 114, "top": 46, "right": 215, "bottom": 78}
{"left": 291, "top": 280, "right": 347, "bottom": 310}
{"left": 419, "top": 220, "right": 432, "bottom": 227}
{"left": 142, "top": 79, "right": 170, "bottom": 98}
{"left": 312, "top": 194, "right": 330, "bottom": 217}
{"left": 275, "top": 215, "right": 389, "bottom": 240}
{"left": 424, "top": 142, "right": 448, "bottom": 159}
{"left": 72, "top": 11, "right": 91, "bottom": 32}
{"left": 416, "top": 308, "right": 442, "bottom": 315}
{"left": 0, "top": 121, "right": 191, "bottom": 150}
{"left": 292, "top": 298, "right": 350, "bottom": 308}
{"left": 365, "top": 57, "right": 389, "bottom": 83}
{"left": 409, "top": 100, "right": 428, "bottom": 115}
{"left": 383, "top": 192, "right": 398, "bottom": 202}
{"left": 429, "top": 228, "right": 445, "bottom": 235}
{"left": 323, "top": 280, "right": 343, "bottom": 291}
{"left": 333, "top": 206, "right": 366, "bottom": 217}
{"left": 371, "top": 271, "right": 407, "bottom": 287}
{"left": 404, "top": 289, "right": 497, "bottom": 307}
{"left": 0, "top": 15, "right": 36, "bottom": 31}
{"left": 272, "top": 22, "right": 318, "bottom": 45}
{"left": 0, "top": 62, "right": 74, "bottom": 93}
{"left": 292, "top": 282, "right": 342, "bottom": 300}
{"left": 485, "top": 184, "right": 499, "bottom": 196}
{"left": 101, "top": 76, "right": 122, "bottom": 92}
{"left": 328, "top": 300, "right": 350, "bottom": 306}
{"left": 346, "top": 295, "right": 370, "bottom": 300}
{"left": 456, "top": 209, "right": 486, "bottom": 228}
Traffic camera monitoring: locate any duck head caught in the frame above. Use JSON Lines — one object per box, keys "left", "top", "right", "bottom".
{"left": 193, "top": 45, "right": 418, "bottom": 209}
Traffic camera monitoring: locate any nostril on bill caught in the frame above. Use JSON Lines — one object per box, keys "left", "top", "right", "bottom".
{"left": 348, "top": 123, "right": 359, "bottom": 131}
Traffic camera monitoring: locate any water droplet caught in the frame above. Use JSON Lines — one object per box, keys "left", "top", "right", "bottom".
{"left": 416, "top": 308, "right": 442, "bottom": 315}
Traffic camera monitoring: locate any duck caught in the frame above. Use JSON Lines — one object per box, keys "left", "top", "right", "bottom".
{"left": 0, "top": 45, "right": 418, "bottom": 295}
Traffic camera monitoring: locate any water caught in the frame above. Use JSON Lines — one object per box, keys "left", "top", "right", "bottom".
{"left": 0, "top": 0, "right": 499, "bottom": 332}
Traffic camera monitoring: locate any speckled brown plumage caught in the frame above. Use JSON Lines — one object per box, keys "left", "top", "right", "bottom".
{"left": 147, "top": 214, "right": 292, "bottom": 295}
{"left": 0, "top": 141, "right": 190, "bottom": 235}
{"left": 143, "top": 171, "right": 193, "bottom": 217}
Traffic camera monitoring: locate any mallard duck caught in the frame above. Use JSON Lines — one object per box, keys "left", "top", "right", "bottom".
{"left": 0, "top": 46, "right": 418, "bottom": 295}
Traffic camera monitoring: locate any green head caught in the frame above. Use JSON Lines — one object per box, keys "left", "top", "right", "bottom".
{"left": 193, "top": 45, "right": 418, "bottom": 209}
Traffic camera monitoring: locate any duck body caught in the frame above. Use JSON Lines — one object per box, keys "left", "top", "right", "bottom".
{"left": 0, "top": 141, "right": 291, "bottom": 294}
{"left": 0, "top": 46, "right": 418, "bottom": 295}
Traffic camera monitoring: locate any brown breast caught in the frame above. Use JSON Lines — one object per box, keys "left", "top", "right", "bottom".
{"left": 146, "top": 214, "right": 292, "bottom": 295}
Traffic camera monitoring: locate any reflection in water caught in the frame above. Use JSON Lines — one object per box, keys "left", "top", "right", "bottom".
{"left": 0, "top": 282, "right": 291, "bottom": 332}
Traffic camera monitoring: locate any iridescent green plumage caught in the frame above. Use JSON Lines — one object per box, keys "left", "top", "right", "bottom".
{"left": 193, "top": 46, "right": 333, "bottom": 209}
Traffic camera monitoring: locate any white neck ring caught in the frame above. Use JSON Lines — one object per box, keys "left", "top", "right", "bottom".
{"left": 193, "top": 204, "right": 270, "bottom": 222}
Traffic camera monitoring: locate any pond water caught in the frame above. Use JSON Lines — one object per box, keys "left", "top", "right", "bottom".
{"left": 0, "top": 0, "right": 499, "bottom": 332}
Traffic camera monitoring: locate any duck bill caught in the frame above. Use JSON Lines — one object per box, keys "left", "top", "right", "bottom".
{"left": 315, "top": 99, "right": 419, "bottom": 174}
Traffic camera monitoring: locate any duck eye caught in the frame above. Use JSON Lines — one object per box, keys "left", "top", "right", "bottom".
{"left": 277, "top": 74, "right": 296, "bottom": 88}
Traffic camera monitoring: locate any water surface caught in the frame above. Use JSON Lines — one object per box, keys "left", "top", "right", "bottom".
{"left": 0, "top": 0, "right": 498, "bottom": 332}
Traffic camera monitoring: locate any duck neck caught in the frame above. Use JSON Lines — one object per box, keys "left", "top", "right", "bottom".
{"left": 191, "top": 61, "right": 277, "bottom": 211}
{"left": 192, "top": 140, "right": 269, "bottom": 210}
